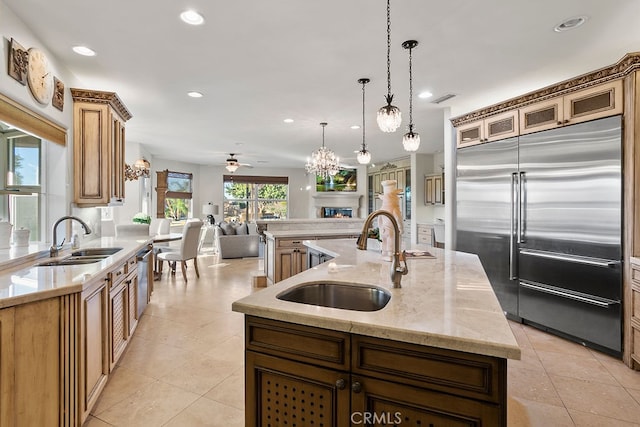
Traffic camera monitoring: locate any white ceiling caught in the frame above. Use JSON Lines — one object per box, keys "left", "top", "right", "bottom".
{"left": 5, "top": 0, "right": 640, "bottom": 168}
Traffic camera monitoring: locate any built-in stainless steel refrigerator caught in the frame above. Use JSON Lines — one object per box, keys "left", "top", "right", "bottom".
{"left": 456, "top": 115, "right": 622, "bottom": 355}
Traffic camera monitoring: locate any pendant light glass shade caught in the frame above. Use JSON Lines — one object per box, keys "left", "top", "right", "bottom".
{"left": 357, "top": 150, "right": 372, "bottom": 165}
{"left": 377, "top": 97, "right": 402, "bottom": 133}
{"left": 305, "top": 122, "right": 340, "bottom": 178}
{"left": 377, "top": 0, "right": 401, "bottom": 133}
{"left": 402, "top": 125, "right": 421, "bottom": 152}
{"left": 357, "top": 78, "right": 372, "bottom": 165}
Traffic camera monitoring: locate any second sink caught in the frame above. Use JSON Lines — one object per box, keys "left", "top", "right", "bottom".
{"left": 276, "top": 281, "right": 391, "bottom": 312}
{"left": 71, "top": 247, "right": 122, "bottom": 256}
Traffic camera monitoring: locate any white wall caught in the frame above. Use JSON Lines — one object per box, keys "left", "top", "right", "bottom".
{"left": 0, "top": 1, "right": 89, "bottom": 242}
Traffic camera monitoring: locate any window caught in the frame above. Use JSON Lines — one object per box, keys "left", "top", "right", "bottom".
{"left": 223, "top": 175, "right": 288, "bottom": 222}
{"left": 156, "top": 170, "right": 193, "bottom": 221}
{"left": 1, "top": 129, "right": 42, "bottom": 241}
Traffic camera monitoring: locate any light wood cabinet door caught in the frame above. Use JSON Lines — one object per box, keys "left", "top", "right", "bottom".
{"left": 73, "top": 102, "right": 110, "bottom": 205}
{"left": 126, "top": 272, "right": 139, "bottom": 335}
{"left": 564, "top": 80, "right": 623, "bottom": 125}
{"left": 275, "top": 247, "right": 306, "bottom": 282}
{"left": 0, "top": 308, "right": 15, "bottom": 427}
{"left": 457, "top": 119, "right": 484, "bottom": 148}
{"left": 72, "top": 89, "right": 130, "bottom": 206}
{"left": 519, "top": 97, "right": 564, "bottom": 135}
{"left": 396, "top": 167, "right": 406, "bottom": 192}
{"left": 630, "top": 264, "right": 640, "bottom": 368}
{"left": 109, "top": 282, "right": 129, "bottom": 370}
{"left": 484, "top": 110, "right": 519, "bottom": 142}
{"left": 81, "top": 280, "right": 109, "bottom": 421}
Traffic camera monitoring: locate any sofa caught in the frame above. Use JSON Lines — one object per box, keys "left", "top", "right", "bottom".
{"left": 215, "top": 221, "right": 260, "bottom": 259}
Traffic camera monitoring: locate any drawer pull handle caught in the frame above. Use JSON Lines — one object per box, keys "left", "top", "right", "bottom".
{"left": 335, "top": 379, "right": 346, "bottom": 390}
{"left": 351, "top": 381, "right": 362, "bottom": 393}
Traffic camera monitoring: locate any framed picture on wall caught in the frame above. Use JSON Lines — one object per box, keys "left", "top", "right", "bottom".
{"left": 52, "top": 77, "right": 64, "bottom": 111}
{"left": 316, "top": 168, "right": 357, "bottom": 192}
{"left": 8, "top": 38, "right": 28, "bottom": 85}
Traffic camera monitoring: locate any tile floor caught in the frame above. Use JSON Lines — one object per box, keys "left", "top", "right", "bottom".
{"left": 85, "top": 252, "right": 640, "bottom": 426}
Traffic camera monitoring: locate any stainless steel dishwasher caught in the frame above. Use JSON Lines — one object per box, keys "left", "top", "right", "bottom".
{"left": 136, "top": 245, "right": 153, "bottom": 317}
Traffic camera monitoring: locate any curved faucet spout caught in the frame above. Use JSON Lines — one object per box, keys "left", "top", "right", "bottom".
{"left": 357, "top": 210, "right": 408, "bottom": 288}
{"left": 50, "top": 216, "right": 92, "bottom": 257}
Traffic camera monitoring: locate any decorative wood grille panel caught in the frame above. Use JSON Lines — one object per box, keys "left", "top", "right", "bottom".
{"left": 571, "top": 91, "right": 614, "bottom": 117}
{"left": 524, "top": 107, "right": 557, "bottom": 128}
{"left": 260, "top": 371, "right": 333, "bottom": 427}
{"left": 487, "top": 117, "right": 514, "bottom": 137}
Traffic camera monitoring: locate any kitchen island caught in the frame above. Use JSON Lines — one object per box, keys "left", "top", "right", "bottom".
{"left": 233, "top": 238, "right": 520, "bottom": 426}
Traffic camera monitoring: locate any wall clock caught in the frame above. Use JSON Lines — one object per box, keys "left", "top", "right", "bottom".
{"left": 26, "top": 48, "right": 54, "bottom": 104}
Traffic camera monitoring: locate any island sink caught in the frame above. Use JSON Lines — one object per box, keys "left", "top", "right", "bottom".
{"left": 276, "top": 281, "right": 391, "bottom": 311}
{"left": 71, "top": 247, "right": 122, "bottom": 256}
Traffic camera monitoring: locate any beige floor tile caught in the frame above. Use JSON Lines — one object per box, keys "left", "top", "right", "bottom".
{"left": 204, "top": 369, "right": 245, "bottom": 410}
{"left": 205, "top": 334, "right": 244, "bottom": 361}
{"left": 550, "top": 374, "right": 640, "bottom": 423}
{"left": 568, "top": 409, "right": 640, "bottom": 427}
{"left": 523, "top": 325, "right": 592, "bottom": 357}
{"left": 536, "top": 350, "right": 618, "bottom": 385}
{"left": 116, "top": 335, "right": 200, "bottom": 379}
{"left": 507, "top": 396, "right": 574, "bottom": 427}
{"left": 82, "top": 416, "right": 112, "bottom": 426}
{"left": 509, "top": 321, "right": 533, "bottom": 348}
{"left": 163, "top": 397, "right": 244, "bottom": 427}
{"left": 508, "top": 367, "right": 564, "bottom": 407}
{"left": 159, "top": 353, "right": 241, "bottom": 395}
{"left": 628, "top": 387, "right": 640, "bottom": 406}
{"left": 508, "top": 346, "right": 545, "bottom": 372}
{"left": 92, "top": 365, "right": 156, "bottom": 416}
{"left": 597, "top": 355, "right": 640, "bottom": 390}
{"left": 97, "top": 380, "right": 200, "bottom": 426}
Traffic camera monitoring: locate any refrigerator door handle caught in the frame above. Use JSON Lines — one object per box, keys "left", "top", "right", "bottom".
{"left": 519, "top": 248, "right": 620, "bottom": 268}
{"left": 510, "top": 172, "right": 518, "bottom": 279}
{"left": 520, "top": 280, "right": 618, "bottom": 308}
{"left": 518, "top": 171, "right": 526, "bottom": 243}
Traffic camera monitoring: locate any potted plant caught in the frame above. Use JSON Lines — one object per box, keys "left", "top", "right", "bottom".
{"left": 132, "top": 213, "right": 151, "bottom": 225}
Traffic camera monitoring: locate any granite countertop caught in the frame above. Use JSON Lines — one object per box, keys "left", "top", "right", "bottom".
{"left": 264, "top": 229, "right": 363, "bottom": 238}
{"left": 0, "top": 236, "right": 151, "bottom": 309}
{"left": 232, "top": 238, "right": 521, "bottom": 360}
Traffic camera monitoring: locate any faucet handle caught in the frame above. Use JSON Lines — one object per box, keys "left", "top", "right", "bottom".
{"left": 399, "top": 250, "right": 408, "bottom": 275}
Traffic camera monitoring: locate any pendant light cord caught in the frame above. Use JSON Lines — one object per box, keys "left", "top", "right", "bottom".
{"left": 386, "top": 0, "right": 392, "bottom": 98}
{"left": 362, "top": 81, "right": 366, "bottom": 150}
{"left": 408, "top": 45, "right": 413, "bottom": 129}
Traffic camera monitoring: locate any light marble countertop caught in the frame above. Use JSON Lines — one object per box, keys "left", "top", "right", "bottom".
{"left": 0, "top": 236, "right": 151, "bottom": 309}
{"left": 233, "top": 238, "right": 521, "bottom": 360}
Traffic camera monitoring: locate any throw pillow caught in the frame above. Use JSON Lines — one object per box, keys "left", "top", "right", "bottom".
{"left": 247, "top": 222, "right": 258, "bottom": 235}
{"left": 233, "top": 222, "right": 249, "bottom": 235}
{"left": 220, "top": 222, "right": 236, "bottom": 235}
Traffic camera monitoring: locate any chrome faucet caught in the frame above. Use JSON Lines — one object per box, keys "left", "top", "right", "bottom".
{"left": 357, "top": 210, "right": 408, "bottom": 288}
{"left": 50, "top": 216, "right": 92, "bottom": 257}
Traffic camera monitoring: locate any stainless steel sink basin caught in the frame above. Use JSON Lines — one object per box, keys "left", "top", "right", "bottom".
{"left": 276, "top": 282, "right": 391, "bottom": 312}
{"left": 36, "top": 258, "right": 105, "bottom": 267}
{"left": 71, "top": 247, "right": 122, "bottom": 256}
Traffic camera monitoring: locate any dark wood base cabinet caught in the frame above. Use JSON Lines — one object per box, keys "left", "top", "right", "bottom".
{"left": 244, "top": 316, "right": 506, "bottom": 426}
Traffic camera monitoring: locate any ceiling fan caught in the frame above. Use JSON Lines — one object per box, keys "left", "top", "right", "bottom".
{"left": 223, "top": 153, "right": 252, "bottom": 172}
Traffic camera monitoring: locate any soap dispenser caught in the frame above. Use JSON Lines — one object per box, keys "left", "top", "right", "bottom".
{"left": 71, "top": 233, "right": 80, "bottom": 249}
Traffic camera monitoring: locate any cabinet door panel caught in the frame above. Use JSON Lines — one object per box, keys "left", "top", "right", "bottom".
{"left": 351, "top": 376, "right": 503, "bottom": 427}
{"left": 425, "top": 177, "right": 434, "bottom": 204}
{"left": 457, "top": 120, "right": 483, "bottom": 148}
{"left": 109, "top": 283, "right": 128, "bottom": 370}
{"left": 83, "top": 285, "right": 108, "bottom": 414}
{"left": 485, "top": 110, "right": 519, "bottom": 142}
{"left": 564, "top": 80, "right": 623, "bottom": 125}
{"left": 246, "top": 351, "right": 351, "bottom": 427}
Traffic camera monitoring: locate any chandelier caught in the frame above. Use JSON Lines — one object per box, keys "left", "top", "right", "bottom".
{"left": 356, "top": 78, "right": 371, "bottom": 164}
{"left": 305, "top": 122, "right": 340, "bottom": 179}
{"left": 376, "top": 0, "right": 401, "bottom": 133}
{"left": 124, "top": 158, "right": 150, "bottom": 181}
{"left": 402, "top": 40, "right": 420, "bottom": 152}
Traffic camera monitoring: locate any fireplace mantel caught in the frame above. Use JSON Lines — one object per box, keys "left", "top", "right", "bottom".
{"left": 311, "top": 193, "right": 362, "bottom": 218}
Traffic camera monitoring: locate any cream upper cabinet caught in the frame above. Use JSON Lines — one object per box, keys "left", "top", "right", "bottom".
{"left": 457, "top": 110, "right": 519, "bottom": 148}
{"left": 71, "top": 89, "right": 132, "bottom": 206}
{"left": 519, "top": 80, "right": 622, "bottom": 135}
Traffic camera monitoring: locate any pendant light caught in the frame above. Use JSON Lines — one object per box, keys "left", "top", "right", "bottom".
{"left": 376, "top": 0, "right": 401, "bottom": 133}
{"left": 356, "top": 78, "right": 372, "bottom": 165}
{"left": 402, "top": 40, "right": 420, "bottom": 152}
{"left": 305, "top": 122, "right": 340, "bottom": 178}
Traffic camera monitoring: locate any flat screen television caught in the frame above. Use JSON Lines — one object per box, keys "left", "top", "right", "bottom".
{"left": 315, "top": 168, "right": 357, "bottom": 192}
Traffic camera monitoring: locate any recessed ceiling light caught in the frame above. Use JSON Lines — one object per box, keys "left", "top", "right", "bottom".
{"left": 554, "top": 16, "right": 587, "bottom": 32}
{"left": 351, "top": 125, "right": 360, "bottom": 130}
{"left": 72, "top": 46, "right": 96, "bottom": 56}
{"left": 283, "top": 118, "right": 294, "bottom": 123}
{"left": 180, "top": 10, "right": 205, "bottom": 25}
{"left": 187, "top": 91, "right": 203, "bottom": 98}
{"left": 418, "top": 91, "right": 433, "bottom": 99}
